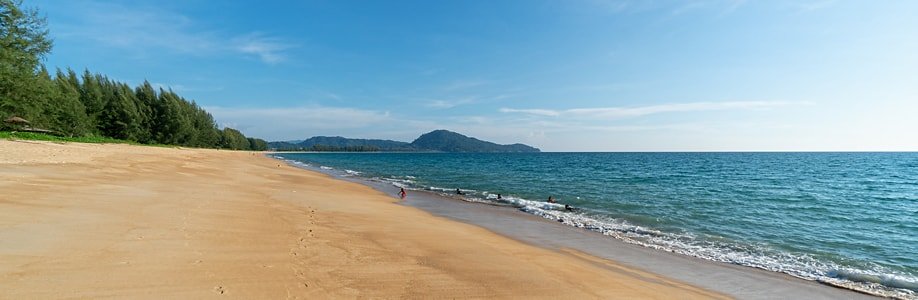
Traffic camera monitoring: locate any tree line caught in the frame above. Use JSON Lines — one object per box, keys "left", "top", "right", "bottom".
{"left": 0, "top": 0, "right": 266, "bottom": 150}
{"left": 274, "top": 144, "right": 381, "bottom": 152}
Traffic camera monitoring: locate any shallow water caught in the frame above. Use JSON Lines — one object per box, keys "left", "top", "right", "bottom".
{"left": 273, "top": 152, "right": 918, "bottom": 298}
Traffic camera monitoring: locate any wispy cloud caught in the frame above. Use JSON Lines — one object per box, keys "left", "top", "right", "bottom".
{"left": 442, "top": 80, "right": 489, "bottom": 91}
{"left": 48, "top": 1, "right": 291, "bottom": 64}
{"left": 233, "top": 33, "right": 294, "bottom": 64}
{"left": 500, "top": 101, "right": 795, "bottom": 119}
{"left": 424, "top": 97, "right": 478, "bottom": 109}
{"left": 152, "top": 82, "right": 224, "bottom": 93}
{"left": 422, "top": 92, "right": 514, "bottom": 109}
{"left": 50, "top": 2, "right": 213, "bottom": 54}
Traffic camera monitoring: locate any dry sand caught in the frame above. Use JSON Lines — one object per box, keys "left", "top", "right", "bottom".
{"left": 0, "top": 140, "right": 726, "bottom": 299}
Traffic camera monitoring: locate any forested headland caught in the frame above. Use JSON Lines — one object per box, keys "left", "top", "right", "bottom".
{"left": 0, "top": 0, "right": 266, "bottom": 150}
{"left": 269, "top": 130, "right": 540, "bottom": 152}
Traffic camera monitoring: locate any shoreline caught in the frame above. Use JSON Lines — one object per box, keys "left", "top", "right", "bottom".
{"left": 1, "top": 141, "right": 726, "bottom": 298}
{"left": 277, "top": 154, "right": 883, "bottom": 299}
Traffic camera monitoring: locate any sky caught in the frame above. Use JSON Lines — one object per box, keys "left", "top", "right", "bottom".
{"left": 29, "top": 0, "right": 918, "bottom": 151}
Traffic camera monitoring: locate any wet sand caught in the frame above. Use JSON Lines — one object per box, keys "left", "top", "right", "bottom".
{"left": 0, "top": 140, "right": 725, "bottom": 299}
{"left": 286, "top": 157, "right": 881, "bottom": 300}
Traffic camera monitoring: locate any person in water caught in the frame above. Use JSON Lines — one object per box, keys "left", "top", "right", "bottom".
{"left": 456, "top": 188, "right": 463, "bottom": 195}
{"left": 398, "top": 187, "right": 407, "bottom": 199}
{"left": 497, "top": 193, "right": 502, "bottom": 200}
{"left": 547, "top": 196, "right": 556, "bottom": 203}
{"left": 565, "top": 204, "right": 574, "bottom": 211}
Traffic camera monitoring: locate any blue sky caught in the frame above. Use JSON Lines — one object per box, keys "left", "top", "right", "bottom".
{"left": 31, "top": 0, "right": 918, "bottom": 151}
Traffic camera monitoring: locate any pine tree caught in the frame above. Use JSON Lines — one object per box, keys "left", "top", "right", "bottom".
{"left": 192, "top": 106, "right": 221, "bottom": 147}
{"left": 133, "top": 81, "right": 158, "bottom": 143}
{"left": 99, "top": 83, "right": 142, "bottom": 141}
{"left": 78, "top": 70, "right": 104, "bottom": 133}
{"left": 50, "top": 68, "right": 90, "bottom": 136}
{"left": 152, "top": 89, "right": 191, "bottom": 144}
{"left": 1, "top": 1, "right": 264, "bottom": 149}
{"left": 0, "top": 0, "right": 53, "bottom": 123}
{"left": 247, "top": 137, "right": 268, "bottom": 151}
{"left": 220, "top": 127, "right": 249, "bottom": 150}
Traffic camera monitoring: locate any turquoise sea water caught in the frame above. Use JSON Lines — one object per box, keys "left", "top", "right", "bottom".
{"left": 273, "top": 152, "right": 918, "bottom": 298}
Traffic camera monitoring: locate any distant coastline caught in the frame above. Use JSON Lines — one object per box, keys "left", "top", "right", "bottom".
{"left": 269, "top": 129, "right": 540, "bottom": 153}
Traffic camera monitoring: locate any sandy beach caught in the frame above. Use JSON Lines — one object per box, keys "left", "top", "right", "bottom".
{"left": 0, "top": 140, "right": 726, "bottom": 299}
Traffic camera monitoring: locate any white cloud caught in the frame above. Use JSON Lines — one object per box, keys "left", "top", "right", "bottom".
{"left": 500, "top": 101, "right": 794, "bottom": 119}
{"left": 498, "top": 108, "right": 561, "bottom": 116}
{"left": 424, "top": 97, "right": 477, "bottom": 109}
{"left": 423, "top": 93, "right": 513, "bottom": 109}
{"left": 49, "top": 1, "right": 291, "bottom": 64}
{"left": 233, "top": 33, "right": 294, "bottom": 64}
{"left": 442, "top": 80, "right": 489, "bottom": 91}
{"left": 152, "top": 82, "right": 224, "bottom": 93}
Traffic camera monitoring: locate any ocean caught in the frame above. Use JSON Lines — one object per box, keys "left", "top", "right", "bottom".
{"left": 272, "top": 152, "right": 917, "bottom": 298}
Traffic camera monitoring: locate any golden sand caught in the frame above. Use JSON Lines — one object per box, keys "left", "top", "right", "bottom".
{"left": 0, "top": 140, "right": 726, "bottom": 299}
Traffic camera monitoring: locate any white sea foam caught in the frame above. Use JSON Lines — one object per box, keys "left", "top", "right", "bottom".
{"left": 268, "top": 155, "right": 917, "bottom": 299}
{"left": 279, "top": 158, "right": 311, "bottom": 167}
{"left": 511, "top": 199, "right": 918, "bottom": 299}
{"left": 382, "top": 178, "right": 415, "bottom": 188}
{"left": 427, "top": 186, "right": 455, "bottom": 193}
{"left": 320, "top": 166, "right": 333, "bottom": 170}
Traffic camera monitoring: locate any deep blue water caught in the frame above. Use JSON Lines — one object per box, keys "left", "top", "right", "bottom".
{"left": 273, "top": 152, "right": 918, "bottom": 298}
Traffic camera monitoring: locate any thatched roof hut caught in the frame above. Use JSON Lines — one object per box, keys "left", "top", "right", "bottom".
{"left": 2, "top": 116, "right": 53, "bottom": 134}
{"left": 4, "top": 116, "right": 31, "bottom": 125}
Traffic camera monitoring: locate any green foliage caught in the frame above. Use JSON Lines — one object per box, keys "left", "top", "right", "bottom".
{"left": 247, "top": 137, "right": 268, "bottom": 151}
{"left": 78, "top": 70, "right": 104, "bottom": 131}
{"left": 410, "top": 129, "right": 540, "bottom": 152}
{"left": 220, "top": 127, "right": 249, "bottom": 150}
{"left": 270, "top": 130, "right": 541, "bottom": 153}
{"left": 269, "top": 136, "right": 413, "bottom": 151}
{"left": 0, "top": 0, "right": 52, "bottom": 126}
{"left": 1, "top": 131, "right": 133, "bottom": 144}
{"left": 132, "top": 80, "right": 156, "bottom": 143}
{"left": 308, "top": 144, "right": 380, "bottom": 152}
{"left": 50, "top": 68, "right": 91, "bottom": 136}
{"left": 0, "top": 0, "right": 263, "bottom": 150}
{"left": 98, "top": 82, "right": 143, "bottom": 140}
{"left": 0, "top": 0, "right": 51, "bottom": 69}
{"left": 189, "top": 104, "right": 221, "bottom": 147}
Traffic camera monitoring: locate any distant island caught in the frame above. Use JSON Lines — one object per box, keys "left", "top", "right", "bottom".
{"left": 269, "top": 129, "right": 540, "bottom": 153}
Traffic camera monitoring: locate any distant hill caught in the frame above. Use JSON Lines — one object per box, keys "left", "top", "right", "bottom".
{"left": 270, "top": 130, "right": 539, "bottom": 152}
{"left": 299, "top": 136, "right": 413, "bottom": 150}
{"left": 268, "top": 136, "right": 412, "bottom": 151}
{"left": 267, "top": 141, "right": 300, "bottom": 150}
{"left": 409, "top": 130, "right": 540, "bottom": 153}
